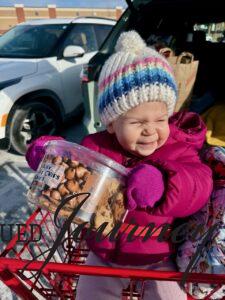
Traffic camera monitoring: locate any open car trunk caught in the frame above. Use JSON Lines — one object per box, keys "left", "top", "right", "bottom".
{"left": 84, "top": 0, "right": 225, "bottom": 134}
{"left": 128, "top": 0, "right": 225, "bottom": 113}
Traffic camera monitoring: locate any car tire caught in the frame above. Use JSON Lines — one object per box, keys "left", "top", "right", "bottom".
{"left": 9, "top": 101, "right": 61, "bottom": 155}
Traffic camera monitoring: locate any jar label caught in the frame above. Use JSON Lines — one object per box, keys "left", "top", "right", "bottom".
{"left": 34, "top": 162, "right": 65, "bottom": 189}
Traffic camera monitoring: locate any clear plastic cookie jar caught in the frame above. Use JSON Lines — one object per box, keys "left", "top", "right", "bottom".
{"left": 27, "top": 140, "right": 128, "bottom": 235}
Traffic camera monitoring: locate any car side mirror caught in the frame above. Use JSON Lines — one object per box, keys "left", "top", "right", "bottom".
{"left": 63, "top": 45, "right": 85, "bottom": 58}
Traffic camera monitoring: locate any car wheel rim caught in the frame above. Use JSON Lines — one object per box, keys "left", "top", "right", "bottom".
{"left": 20, "top": 110, "right": 56, "bottom": 144}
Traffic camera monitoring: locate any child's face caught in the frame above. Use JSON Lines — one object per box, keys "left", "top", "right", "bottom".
{"left": 107, "top": 101, "right": 170, "bottom": 157}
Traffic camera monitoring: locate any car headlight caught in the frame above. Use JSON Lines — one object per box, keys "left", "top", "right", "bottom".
{"left": 0, "top": 77, "right": 22, "bottom": 91}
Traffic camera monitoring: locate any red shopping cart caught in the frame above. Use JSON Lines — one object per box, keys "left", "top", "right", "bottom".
{"left": 0, "top": 207, "right": 225, "bottom": 300}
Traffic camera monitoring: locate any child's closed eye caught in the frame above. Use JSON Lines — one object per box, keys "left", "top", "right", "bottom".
{"left": 157, "top": 119, "right": 167, "bottom": 122}
{"left": 130, "top": 121, "right": 142, "bottom": 125}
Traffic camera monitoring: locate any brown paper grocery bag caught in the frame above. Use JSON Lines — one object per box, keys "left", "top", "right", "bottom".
{"left": 159, "top": 48, "right": 199, "bottom": 111}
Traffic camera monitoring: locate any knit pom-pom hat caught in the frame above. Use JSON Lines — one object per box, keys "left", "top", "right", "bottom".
{"left": 97, "top": 30, "right": 178, "bottom": 126}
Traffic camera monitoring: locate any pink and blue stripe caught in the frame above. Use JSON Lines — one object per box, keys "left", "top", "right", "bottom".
{"left": 99, "top": 56, "right": 174, "bottom": 92}
{"left": 98, "top": 66, "right": 177, "bottom": 114}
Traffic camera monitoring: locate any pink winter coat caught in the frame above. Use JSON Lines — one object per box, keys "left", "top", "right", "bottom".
{"left": 80, "top": 111, "right": 213, "bottom": 266}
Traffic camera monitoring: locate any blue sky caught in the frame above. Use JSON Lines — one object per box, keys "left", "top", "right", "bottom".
{"left": 0, "top": 0, "right": 127, "bottom": 8}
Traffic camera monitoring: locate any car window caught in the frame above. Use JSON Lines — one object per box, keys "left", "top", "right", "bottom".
{"left": 63, "top": 24, "right": 98, "bottom": 53}
{"left": 0, "top": 24, "right": 68, "bottom": 58}
{"left": 194, "top": 22, "right": 225, "bottom": 43}
{"left": 93, "top": 24, "right": 113, "bottom": 48}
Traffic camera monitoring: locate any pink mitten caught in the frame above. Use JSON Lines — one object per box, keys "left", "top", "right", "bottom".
{"left": 126, "top": 164, "right": 164, "bottom": 210}
{"left": 26, "top": 135, "right": 64, "bottom": 171}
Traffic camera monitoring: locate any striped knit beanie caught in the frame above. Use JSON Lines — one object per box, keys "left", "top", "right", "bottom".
{"left": 97, "top": 30, "right": 178, "bottom": 126}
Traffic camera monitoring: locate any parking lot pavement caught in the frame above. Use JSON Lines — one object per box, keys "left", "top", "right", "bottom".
{"left": 0, "top": 150, "right": 32, "bottom": 300}
{"left": 0, "top": 120, "right": 88, "bottom": 299}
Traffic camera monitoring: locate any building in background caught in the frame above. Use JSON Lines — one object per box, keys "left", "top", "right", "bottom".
{"left": 0, "top": 4, "right": 124, "bottom": 34}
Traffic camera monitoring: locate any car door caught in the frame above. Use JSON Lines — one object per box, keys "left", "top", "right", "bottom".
{"left": 56, "top": 23, "right": 98, "bottom": 115}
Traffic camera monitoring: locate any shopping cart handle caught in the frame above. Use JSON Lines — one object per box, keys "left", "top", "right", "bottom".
{"left": 1, "top": 257, "right": 225, "bottom": 285}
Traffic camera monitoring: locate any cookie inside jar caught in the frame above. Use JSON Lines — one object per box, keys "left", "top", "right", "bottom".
{"left": 38, "top": 155, "right": 92, "bottom": 214}
{"left": 37, "top": 153, "right": 127, "bottom": 234}
{"left": 90, "top": 177, "right": 127, "bottom": 236}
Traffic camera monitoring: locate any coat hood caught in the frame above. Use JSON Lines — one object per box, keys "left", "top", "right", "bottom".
{"left": 169, "top": 111, "right": 207, "bottom": 150}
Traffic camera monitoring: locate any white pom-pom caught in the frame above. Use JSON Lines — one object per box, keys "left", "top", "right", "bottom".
{"left": 115, "top": 30, "right": 146, "bottom": 54}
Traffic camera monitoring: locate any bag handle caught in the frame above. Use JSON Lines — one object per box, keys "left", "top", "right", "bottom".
{"left": 159, "top": 47, "right": 174, "bottom": 57}
{"left": 177, "top": 52, "right": 194, "bottom": 64}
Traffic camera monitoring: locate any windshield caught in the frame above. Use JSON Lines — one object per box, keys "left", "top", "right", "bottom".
{"left": 0, "top": 24, "right": 69, "bottom": 58}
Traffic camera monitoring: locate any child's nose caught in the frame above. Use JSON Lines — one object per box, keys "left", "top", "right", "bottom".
{"left": 142, "top": 126, "right": 156, "bottom": 136}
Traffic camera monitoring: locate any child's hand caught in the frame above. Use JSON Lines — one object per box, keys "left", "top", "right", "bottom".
{"left": 126, "top": 164, "right": 164, "bottom": 210}
{"left": 26, "top": 135, "right": 64, "bottom": 171}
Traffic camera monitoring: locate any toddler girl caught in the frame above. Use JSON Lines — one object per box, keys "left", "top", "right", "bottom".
{"left": 26, "top": 31, "right": 213, "bottom": 300}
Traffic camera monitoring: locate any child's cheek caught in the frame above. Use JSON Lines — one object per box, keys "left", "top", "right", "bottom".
{"left": 159, "top": 127, "right": 170, "bottom": 145}
{"left": 125, "top": 129, "right": 138, "bottom": 149}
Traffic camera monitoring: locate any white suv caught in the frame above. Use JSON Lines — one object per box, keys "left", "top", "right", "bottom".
{"left": 0, "top": 17, "right": 115, "bottom": 154}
